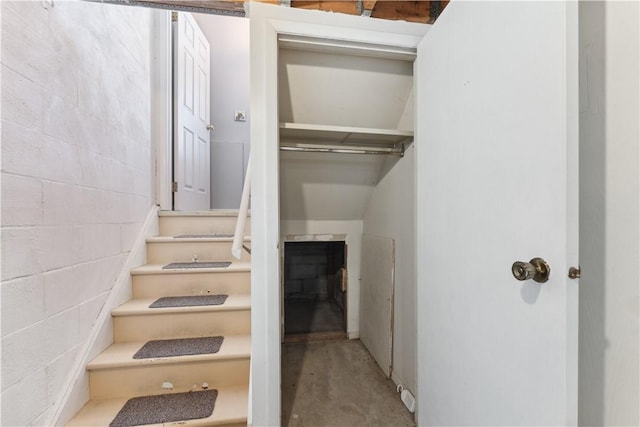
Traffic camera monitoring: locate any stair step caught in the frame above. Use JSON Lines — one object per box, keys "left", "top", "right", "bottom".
{"left": 88, "top": 335, "right": 250, "bottom": 370}
{"left": 159, "top": 211, "right": 251, "bottom": 236}
{"left": 148, "top": 236, "right": 250, "bottom": 242}
{"left": 131, "top": 262, "right": 251, "bottom": 276}
{"left": 159, "top": 210, "right": 251, "bottom": 217}
{"left": 113, "top": 296, "right": 251, "bottom": 342}
{"left": 146, "top": 238, "right": 251, "bottom": 264}
{"left": 88, "top": 335, "right": 250, "bottom": 400}
{"left": 66, "top": 384, "right": 249, "bottom": 426}
{"left": 113, "top": 295, "right": 250, "bottom": 316}
{"left": 132, "top": 270, "right": 251, "bottom": 299}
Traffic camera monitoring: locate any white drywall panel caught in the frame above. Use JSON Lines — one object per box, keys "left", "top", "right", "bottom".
{"left": 363, "top": 145, "right": 416, "bottom": 393}
{"left": 211, "top": 142, "right": 245, "bottom": 208}
{"left": 193, "top": 13, "right": 250, "bottom": 209}
{"left": 0, "top": 2, "right": 154, "bottom": 425}
{"left": 281, "top": 220, "right": 363, "bottom": 337}
{"left": 360, "top": 234, "right": 395, "bottom": 377}
{"left": 579, "top": 2, "right": 640, "bottom": 425}
{"left": 280, "top": 151, "right": 385, "bottom": 221}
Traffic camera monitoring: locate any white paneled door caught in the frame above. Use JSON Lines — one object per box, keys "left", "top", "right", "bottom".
{"left": 416, "top": 2, "right": 579, "bottom": 425}
{"left": 174, "top": 12, "right": 211, "bottom": 211}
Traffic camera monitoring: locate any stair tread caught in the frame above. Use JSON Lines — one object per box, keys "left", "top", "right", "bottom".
{"left": 159, "top": 210, "right": 251, "bottom": 217}
{"left": 131, "top": 262, "right": 251, "bottom": 275}
{"left": 66, "top": 384, "right": 248, "bottom": 427}
{"left": 88, "top": 335, "right": 251, "bottom": 370}
{"left": 146, "top": 236, "right": 251, "bottom": 243}
{"left": 112, "top": 295, "right": 251, "bottom": 316}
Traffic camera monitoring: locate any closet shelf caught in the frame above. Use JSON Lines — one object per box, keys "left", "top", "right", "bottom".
{"left": 279, "top": 122, "right": 413, "bottom": 148}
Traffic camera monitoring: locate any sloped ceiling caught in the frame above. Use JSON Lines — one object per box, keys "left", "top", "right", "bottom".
{"left": 105, "top": 0, "right": 449, "bottom": 23}
{"left": 278, "top": 48, "right": 414, "bottom": 129}
{"left": 280, "top": 151, "right": 390, "bottom": 220}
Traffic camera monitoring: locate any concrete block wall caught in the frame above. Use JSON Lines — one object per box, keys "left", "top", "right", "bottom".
{"left": 1, "top": 1, "right": 153, "bottom": 425}
{"left": 284, "top": 242, "right": 345, "bottom": 300}
{"left": 284, "top": 243, "right": 330, "bottom": 298}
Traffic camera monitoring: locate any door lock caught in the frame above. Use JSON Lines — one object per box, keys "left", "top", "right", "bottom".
{"left": 512, "top": 258, "right": 550, "bottom": 283}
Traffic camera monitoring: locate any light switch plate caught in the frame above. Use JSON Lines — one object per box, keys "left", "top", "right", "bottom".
{"left": 234, "top": 110, "right": 246, "bottom": 122}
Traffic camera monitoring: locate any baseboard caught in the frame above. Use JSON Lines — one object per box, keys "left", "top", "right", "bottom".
{"left": 49, "top": 205, "right": 159, "bottom": 426}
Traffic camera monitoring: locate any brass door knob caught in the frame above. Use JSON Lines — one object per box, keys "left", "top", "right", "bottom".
{"left": 207, "top": 124, "right": 215, "bottom": 131}
{"left": 512, "top": 258, "right": 550, "bottom": 283}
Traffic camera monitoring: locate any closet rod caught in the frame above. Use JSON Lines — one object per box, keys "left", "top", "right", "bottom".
{"left": 280, "top": 146, "right": 404, "bottom": 157}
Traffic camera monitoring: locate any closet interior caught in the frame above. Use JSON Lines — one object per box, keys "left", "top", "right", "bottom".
{"left": 278, "top": 36, "right": 418, "bottom": 386}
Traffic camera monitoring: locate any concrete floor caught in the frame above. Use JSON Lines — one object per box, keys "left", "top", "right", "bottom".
{"left": 285, "top": 299, "right": 345, "bottom": 334}
{"left": 282, "top": 339, "right": 415, "bottom": 427}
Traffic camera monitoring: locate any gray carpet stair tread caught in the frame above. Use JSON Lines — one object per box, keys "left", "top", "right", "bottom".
{"left": 133, "top": 336, "right": 224, "bottom": 359}
{"left": 163, "top": 261, "right": 232, "bottom": 269}
{"left": 109, "top": 389, "right": 217, "bottom": 427}
{"left": 149, "top": 294, "right": 228, "bottom": 308}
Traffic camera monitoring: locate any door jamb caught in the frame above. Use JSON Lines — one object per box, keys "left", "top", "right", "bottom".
{"left": 151, "top": 10, "right": 173, "bottom": 211}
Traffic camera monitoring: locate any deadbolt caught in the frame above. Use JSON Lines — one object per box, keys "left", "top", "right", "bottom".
{"left": 512, "top": 258, "right": 550, "bottom": 283}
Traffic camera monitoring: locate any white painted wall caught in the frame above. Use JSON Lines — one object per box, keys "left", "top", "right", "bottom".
{"left": 579, "top": 2, "right": 640, "bottom": 425}
{"left": 0, "top": 2, "right": 154, "bottom": 425}
{"left": 193, "top": 13, "right": 250, "bottom": 209}
{"left": 280, "top": 151, "right": 385, "bottom": 221}
{"left": 362, "top": 146, "right": 416, "bottom": 393}
{"left": 281, "top": 220, "right": 363, "bottom": 337}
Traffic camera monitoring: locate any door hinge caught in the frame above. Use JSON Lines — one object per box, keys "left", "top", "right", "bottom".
{"left": 171, "top": 11, "right": 178, "bottom": 22}
{"left": 568, "top": 266, "right": 581, "bottom": 279}
{"left": 172, "top": 182, "right": 178, "bottom": 192}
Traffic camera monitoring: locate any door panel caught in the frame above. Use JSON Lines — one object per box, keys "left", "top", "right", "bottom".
{"left": 416, "top": 2, "right": 579, "bottom": 425}
{"left": 174, "top": 12, "right": 211, "bottom": 210}
{"left": 360, "top": 234, "right": 395, "bottom": 378}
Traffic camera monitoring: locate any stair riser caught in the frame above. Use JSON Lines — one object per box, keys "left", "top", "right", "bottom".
{"left": 132, "top": 272, "right": 251, "bottom": 299}
{"left": 146, "top": 241, "right": 251, "bottom": 263}
{"left": 114, "top": 310, "right": 250, "bottom": 342}
{"left": 159, "top": 216, "right": 251, "bottom": 236}
{"left": 89, "top": 359, "right": 249, "bottom": 400}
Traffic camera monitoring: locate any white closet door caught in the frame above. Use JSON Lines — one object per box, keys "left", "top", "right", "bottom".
{"left": 174, "top": 12, "right": 211, "bottom": 211}
{"left": 415, "top": 2, "right": 579, "bottom": 425}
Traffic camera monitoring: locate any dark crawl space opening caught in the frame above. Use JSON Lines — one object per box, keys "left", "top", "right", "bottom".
{"left": 284, "top": 241, "right": 347, "bottom": 336}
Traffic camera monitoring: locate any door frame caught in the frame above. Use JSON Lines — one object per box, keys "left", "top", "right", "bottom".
{"left": 249, "top": 3, "right": 427, "bottom": 425}
{"left": 280, "top": 236, "right": 349, "bottom": 339}
{"left": 151, "top": 9, "right": 174, "bottom": 211}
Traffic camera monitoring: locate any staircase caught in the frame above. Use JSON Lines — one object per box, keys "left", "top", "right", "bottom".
{"left": 67, "top": 211, "right": 251, "bottom": 427}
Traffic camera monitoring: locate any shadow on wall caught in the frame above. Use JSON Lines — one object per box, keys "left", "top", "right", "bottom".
{"left": 578, "top": 1, "right": 605, "bottom": 425}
